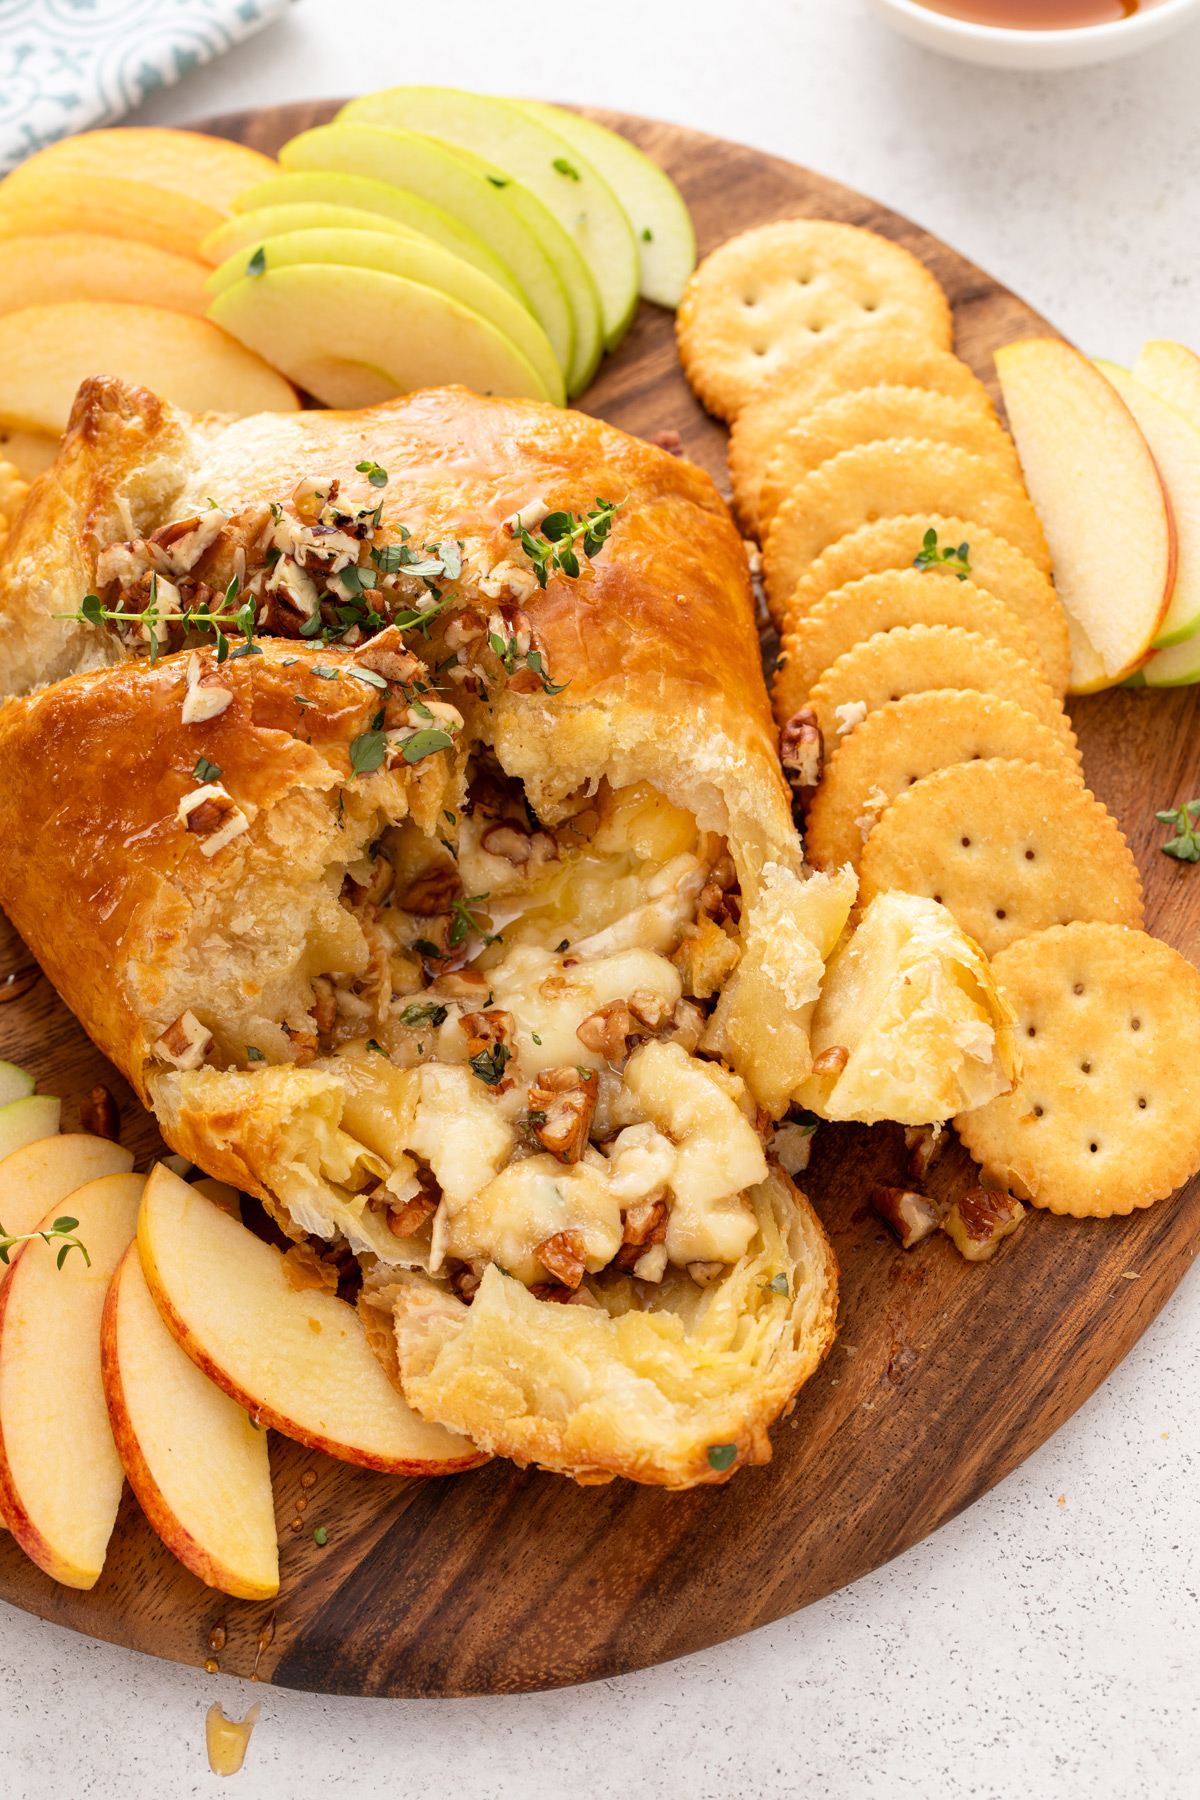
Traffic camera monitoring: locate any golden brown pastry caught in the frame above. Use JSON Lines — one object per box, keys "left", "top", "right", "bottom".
{"left": 0, "top": 375, "right": 844, "bottom": 1488}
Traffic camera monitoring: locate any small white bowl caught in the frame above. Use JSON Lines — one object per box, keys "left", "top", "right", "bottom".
{"left": 865, "top": 0, "right": 1200, "bottom": 69}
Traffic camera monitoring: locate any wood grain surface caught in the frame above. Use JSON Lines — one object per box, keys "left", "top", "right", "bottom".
{"left": 0, "top": 101, "right": 1197, "bottom": 1700}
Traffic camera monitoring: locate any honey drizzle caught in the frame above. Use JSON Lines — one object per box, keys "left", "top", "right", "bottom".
{"left": 916, "top": 0, "right": 1141, "bottom": 23}
{"left": 206, "top": 1701, "right": 262, "bottom": 1777}
{"left": 250, "top": 1612, "right": 276, "bottom": 1683}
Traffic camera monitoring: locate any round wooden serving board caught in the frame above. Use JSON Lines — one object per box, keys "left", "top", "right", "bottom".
{"left": 1, "top": 103, "right": 1198, "bottom": 1700}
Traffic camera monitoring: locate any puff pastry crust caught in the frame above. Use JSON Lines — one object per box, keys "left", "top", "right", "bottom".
{"left": 0, "top": 377, "right": 840, "bottom": 1487}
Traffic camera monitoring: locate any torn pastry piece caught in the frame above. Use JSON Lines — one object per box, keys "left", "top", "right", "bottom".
{"left": 795, "top": 891, "right": 1019, "bottom": 1125}
{"left": 0, "top": 380, "right": 840, "bottom": 1489}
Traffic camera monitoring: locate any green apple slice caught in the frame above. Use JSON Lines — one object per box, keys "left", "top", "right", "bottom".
{"left": 209, "top": 263, "right": 554, "bottom": 410}
{"left": 1097, "top": 360, "right": 1200, "bottom": 648}
{"left": 429, "top": 137, "right": 602, "bottom": 396}
{"left": 1141, "top": 628, "right": 1200, "bottom": 686}
{"left": 0, "top": 1065, "right": 34, "bottom": 1111}
{"left": 342, "top": 88, "right": 637, "bottom": 352}
{"left": 203, "top": 203, "right": 433, "bottom": 267}
{"left": 206, "top": 229, "right": 563, "bottom": 406}
{"left": 509, "top": 101, "right": 695, "bottom": 310}
{"left": 0, "top": 1095, "right": 61, "bottom": 1162}
{"left": 277, "top": 126, "right": 574, "bottom": 391}
{"left": 231, "top": 171, "right": 526, "bottom": 305}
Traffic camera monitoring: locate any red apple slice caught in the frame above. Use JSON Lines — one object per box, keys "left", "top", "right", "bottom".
{"left": 1096, "top": 360, "right": 1200, "bottom": 648}
{"left": 996, "top": 337, "right": 1175, "bottom": 689}
{"left": 102, "top": 1242, "right": 278, "bottom": 1600}
{"left": 137, "top": 1164, "right": 485, "bottom": 1475}
{"left": 0, "top": 1173, "right": 145, "bottom": 1586}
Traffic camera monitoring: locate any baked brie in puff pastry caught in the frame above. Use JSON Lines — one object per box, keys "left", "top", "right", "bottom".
{"left": 0, "top": 377, "right": 1006, "bottom": 1487}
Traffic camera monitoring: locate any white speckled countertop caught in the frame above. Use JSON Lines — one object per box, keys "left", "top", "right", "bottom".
{"left": 3, "top": 2, "right": 1200, "bottom": 1792}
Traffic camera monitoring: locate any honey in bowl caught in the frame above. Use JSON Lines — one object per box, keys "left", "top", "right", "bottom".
{"left": 915, "top": 0, "right": 1148, "bottom": 25}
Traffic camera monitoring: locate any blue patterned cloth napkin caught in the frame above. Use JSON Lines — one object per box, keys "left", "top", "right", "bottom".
{"left": 0, "top": 0, "right": 290, "bottom": 175}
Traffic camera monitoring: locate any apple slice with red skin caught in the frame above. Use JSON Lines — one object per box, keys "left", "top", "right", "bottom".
{"left": 137, "top": 1164, "right": 485, "bottom": 1476}
{"left": 996, "top": 337, "right": 1175, "bottom": 691}
{"left": 0, "top": 1173, "right": 145, "bottom": 1586}
{"left": 102, "top": 1242, "right": 278, "bottom": 1600}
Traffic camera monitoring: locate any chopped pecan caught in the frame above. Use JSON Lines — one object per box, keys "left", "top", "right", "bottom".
{"left": 576, "top": 999, "right": 639, "bottom": 1061}
{"left": 622, "top": 1193, "right": 669, "bottom": 1248}
{"left": 535, "top": 1229, "right": 587, "bottom": 1288}
{"left": 153, "top": 1009, "right": 212, "bottom": 1071}
{"left": 355, "top": 626, "right": 421, "bottom": 685}
{"left": 811, "top": 1044, "right": 849, "bottom": 1077}
{"left": 627, "top": 986, "right": 672, "bottom": 1030}
{"left": 687, "top": 1260, "right": 725, "bottom": 1287}
{"left": 780, "top": 706, "right": 824, "bottom": 814}
{"left": 388, "top": 1192, "right": 438, "bottom": 1238}
{"left": 527, "top": 1065, "right": 598, "bottom": 1164}
{"left": 291, "top": 475, "right": 337, "bottom": 522}
{"left": 443, "top": 612, "right": 486, "bottom": 653}
{"left": 461, "top": 1009, "right": 514, "bottom": 1058}
{"left": 480, "top": 820, "right": 559, "bottom": 872}
{"left": 344, "top": 854, "right": 394, "bottom": 909}
{"left": 282, "top": 1240, "right": 340, "bottom": 1295}
{"left": 79, "top": 1084, "right": 119, "bottom": 1142}
{"left": 399, "top": 863, "right": 463, "bottom": 915}
{"left": 942, "top": 1187, "right": 1025, "bottom": 1263}
{"left": 449, "top": 1261, "right": 485, "bottom": 1302}
{"left": 905, "top": 1123, "right": 947, "bottom": 1185}
{"left": 668, "top": 998, "right": 707, "bottom": 1052}
{"left": 311, "top": 975, "right": 337, "bottom": 1035}
{"left": 529, "top": 1281, "right": 576, "bottom": 1303}
{"left": 285, "top": 1027, "right": 318, "bottom": 1066}
{"left": 872, "top": 1186, "right": 945, "bottom": 1250}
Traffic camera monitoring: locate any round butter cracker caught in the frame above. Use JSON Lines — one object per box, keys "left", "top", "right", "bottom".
{"left": 773, "top": 569, "right": 1049, "bottom": 722}
{"left": 956, "top": 923, "right": 1200, "bottom": 1217}
{"left": 804, "top": 624, "right": 1072, "bottom": 750}
{"left": 803, "top": 691, "right": 1083, "bottom": 875}
{"left": 763, "top": 440, "right": 1052, "bottom": 622}
{"left": 758, "top": 385, "right": 1022, "bottom": 535}
{"left": 776, "top": 513, "right": 1070, "bottom": 696}
{"left": 676, "top": 222, "right": 952, "bottom": 425}
{"left": 858, "top": 758, "right": 1143, "bottom": 959}
{"left": 729, "top": 338, "right": 994, "bottom": 536}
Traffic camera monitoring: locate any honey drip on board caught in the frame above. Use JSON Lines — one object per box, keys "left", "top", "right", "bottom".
{"left": 915, "top": 0, "right": 1142, "bottom": 24}
{"left": 206, "top": 1701, "right": 261, "bottom": 1778}
{"left": 250, "top": 1612, "right": 275, "bottom": 1683}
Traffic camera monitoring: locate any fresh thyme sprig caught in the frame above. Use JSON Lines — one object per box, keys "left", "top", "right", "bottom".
{"left": 449, "top": 893, "right": 499, "bottom": 949}
{"left": 63, "top": 574, "right": 256, "bottom": 668}
{"left": 913, "top": 528, "right": 971, "bottom": 581}
{"left": 0, "top": 1216, "right": 91, "bottom": 1271}
{"left": 1156, "top": 799, "right": 1200, "bottom": 863}
{"left": 516, "top": 498, "right": 623, "bottom": 588}
{"left": 486, "top": 627, "right": 569, "bottom": 696}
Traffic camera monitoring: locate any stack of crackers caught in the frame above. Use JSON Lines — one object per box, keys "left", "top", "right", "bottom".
{"left": 678, "top": 219, "right": 1200, "bottom": 1229}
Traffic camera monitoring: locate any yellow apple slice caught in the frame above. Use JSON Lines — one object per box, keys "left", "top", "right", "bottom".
{"left": 0, "top": 234, "right": 209, "bottom": 318}
{"left": 0, "top": 302, "right": 298, "bottom": 436}
{"left": 1134, "top": 341, "right": 1200, "bottom": 425}
{"left": 0, "top": 1095, "right": 60, "bottom": 1161}
{"left": 209, "top": 263, "right": 552, "bottom": 409}
{"left": 0, "top": 1064, "right": 33, "bottom": 1110}
{"left": 102, "top": 1242, "right": 278, "bottom": 1600}
{"left": 0, "top": 1132, "right": 133, "bottom": 1532}
{"left": 1096, "top": 360, "right": 1200, "bottom": 647}
{"left": 0, "top": 1172, "right": 145, "bottom": 1586}
{"left": 231, "top": 171, "right": 528, "bottom": 306}
{"left": 996, "top": 337, "right": 1174, "bottom": 688}
{"left": 206, "top": 229, "right": 564, "bottom": 404}
{"left": 137, "top": 1164, "right": 484, "bottom": 1475}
